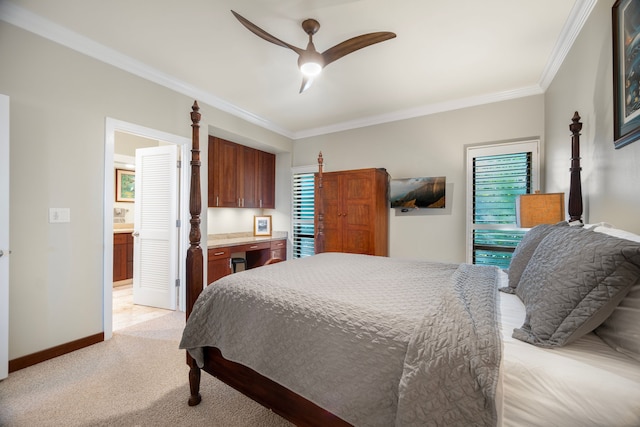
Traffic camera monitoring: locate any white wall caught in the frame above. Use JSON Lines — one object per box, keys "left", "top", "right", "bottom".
{"left": 293, "top": 96, "right": 545, "bottom": 262}
{"left": 0, "top": 22, "right": 291, "bottom": 360}
{"left": 545, "top": 0, "right": 640, "bottom": 233}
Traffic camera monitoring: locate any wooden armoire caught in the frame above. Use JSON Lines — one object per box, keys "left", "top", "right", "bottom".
{"left": 314, "top": 167, "right": 389, "bottom": 256}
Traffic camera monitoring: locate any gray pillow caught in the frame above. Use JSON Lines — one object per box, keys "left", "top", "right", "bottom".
{"left": 500, "top": 222, "right": 568, "bottom": 295}
{"left": 512, "top": 227, "right": 640, "bottom": 348}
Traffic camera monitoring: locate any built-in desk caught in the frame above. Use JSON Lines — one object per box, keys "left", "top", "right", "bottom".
{"left": 206, "top": 232, "right": 287, "bottom": 285}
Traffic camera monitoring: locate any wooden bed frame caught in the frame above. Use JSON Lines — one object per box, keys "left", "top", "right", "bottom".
{"left": 184, "top": 101, "right": 584, "bottom": 426}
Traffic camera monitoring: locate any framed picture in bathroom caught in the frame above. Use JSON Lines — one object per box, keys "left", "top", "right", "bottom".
{"left": 115, "top": 169, "right": 135, "bottom": 202}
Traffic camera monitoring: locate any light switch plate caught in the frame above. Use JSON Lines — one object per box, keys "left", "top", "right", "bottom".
{"left": 49, "top": 208, "right": 70, "bottom": 223}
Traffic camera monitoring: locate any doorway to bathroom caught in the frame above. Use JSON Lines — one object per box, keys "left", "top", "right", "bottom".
{"left": 103, "top": 118, "right": 191, "bottom": 340}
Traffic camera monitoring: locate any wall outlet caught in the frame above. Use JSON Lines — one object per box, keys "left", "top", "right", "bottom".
{"left": 49, "top": 208, "right": 70, "bottom": 223}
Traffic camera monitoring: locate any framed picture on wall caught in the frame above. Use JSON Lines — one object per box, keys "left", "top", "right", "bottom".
{"left": 613, "top": 0, "right": 640, "bottom": 148}
{"left": 115, "top": 169, "right": 135, "bottom": 202}
{"left": 254, "top": 215, "right": 272, "bottom": 236}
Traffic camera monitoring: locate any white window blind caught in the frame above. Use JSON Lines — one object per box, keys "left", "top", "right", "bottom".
{"left": 466, "top": 140, "right": 540, "bottom": 268}
{"left": 291, "top": 169, "right": 316, "bottom": 258}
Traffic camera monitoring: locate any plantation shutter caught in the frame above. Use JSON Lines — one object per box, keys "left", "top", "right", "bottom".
{"left": 466, "top": 141, "right": 539, "bottom": 269}
{"left": 292, "top": 171, "right": 315, "bottom": 258}
{"left": 474, "top": 153, "right": 531, "bottom": 224}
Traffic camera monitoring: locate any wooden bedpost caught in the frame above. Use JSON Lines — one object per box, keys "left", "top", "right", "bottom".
{"left": 186, "top": 100, "right": 203, "bottom": 406}
{"left": 568, "top": 111, "right": 583, "bottom": 223}
{"left": 315, "top": 152, "right": 325, "bottom": 254}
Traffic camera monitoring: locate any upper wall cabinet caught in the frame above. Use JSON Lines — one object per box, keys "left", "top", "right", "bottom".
{"left": 258, "top": 149, "right": 275, "bottom": 209}
{"left": 208, "top": 136, "right": 275, "bottom": 208}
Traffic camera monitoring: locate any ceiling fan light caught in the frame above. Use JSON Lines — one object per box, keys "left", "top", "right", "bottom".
{"left": 300, "top": 61, "right": 322, "bottom": 77}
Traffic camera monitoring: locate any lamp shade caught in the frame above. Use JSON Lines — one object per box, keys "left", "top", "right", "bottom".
{"left": 516, "top": 192, "right": 565, "bottom": 228}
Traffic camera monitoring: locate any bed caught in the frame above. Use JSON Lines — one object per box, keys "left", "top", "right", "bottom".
{"left": 180, "top": 104, "right": 640, "bottom": 426}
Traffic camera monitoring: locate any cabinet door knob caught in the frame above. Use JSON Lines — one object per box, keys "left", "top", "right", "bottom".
{"left": 132, "top": 231, "right": 140, "bottom": 237}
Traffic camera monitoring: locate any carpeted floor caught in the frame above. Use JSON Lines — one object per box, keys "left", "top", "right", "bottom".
{"left": 0, "top": 311, "right": 293, "bottom": 426}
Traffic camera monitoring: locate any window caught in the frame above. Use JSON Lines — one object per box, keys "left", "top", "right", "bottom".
{"left": 466, "top": 140, "right": 540, "bottom": 269}
{"left": 291, "top": 167, "right": 316, "bottom": 258}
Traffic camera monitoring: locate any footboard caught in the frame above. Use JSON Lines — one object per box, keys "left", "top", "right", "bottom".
{"left": 201, "top": 347, "right": 351, "bottom": 427}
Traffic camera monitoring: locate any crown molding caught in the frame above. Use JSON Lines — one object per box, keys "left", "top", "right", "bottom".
{"left": 292, "top": 85, "right": 545, "bottom": 139}
{"left": 539, "top": 0, "right": 597, "bottom": 90}
{"left": 0, "top": 2, "right": 295, "bottom": 139}
{"left": 1, "top": 1, "right": 595, "bottom": 140}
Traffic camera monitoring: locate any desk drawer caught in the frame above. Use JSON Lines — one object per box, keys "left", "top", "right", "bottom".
{"left": 208, "top": 247, "right": 230, "bottom": 260}
{"left": 270, "top": 239, "right": 286, "bottom": 250}
{"left": 233, "top": 241, "right": 271, "bottom": 253}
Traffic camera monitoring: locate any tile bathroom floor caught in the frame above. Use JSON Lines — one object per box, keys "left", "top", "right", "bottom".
{"left": 112, "top": 284, "right": 173, "bottom": 331}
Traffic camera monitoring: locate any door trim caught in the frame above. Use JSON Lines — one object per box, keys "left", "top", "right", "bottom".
{"left": 0, "top": 94, "right": 9, "bottom": 379}
{"left": 104, "top": 118, "right": 190, "bottom": 340}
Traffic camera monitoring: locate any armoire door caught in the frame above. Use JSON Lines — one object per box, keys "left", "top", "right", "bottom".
{"left": 318, "top": 173, "right": 342, "bottom": 252}
{"left": 340, "top": 171, "right": 375, "bottom": 254}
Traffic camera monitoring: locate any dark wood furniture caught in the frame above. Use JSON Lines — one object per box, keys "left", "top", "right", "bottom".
{"left": 206, "top": 238, "right": 287, "bottom": 285}
{"left": 206, "top": 247, "right": 231, "bottom": 285}
{"left": 208, "top": 136, "right": 275, "bottom": 208}
{"left": 270, "top": 239, "right": 286, "bottom": 262}
{"left": 113, "top": 232, "right": 133, "bottom": 282}
{"left": 185, "top": 103, "right": 584, "bottom": 426}
{"left": 314, "top": 166, "right": 389, "bottom": 256}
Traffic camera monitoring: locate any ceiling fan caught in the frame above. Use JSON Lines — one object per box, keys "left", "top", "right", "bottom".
{"left": 231, "top": 10, "right": 396, "bottom": 93}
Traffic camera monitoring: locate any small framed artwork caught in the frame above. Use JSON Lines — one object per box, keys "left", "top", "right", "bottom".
{"left": 115, "top": 169, "right": 135, "bottom": 202}
{"left": 613, "top": 0, "right": 640, "bottom": 148}
{"left": 254, "top": 215, "right": 272, "bottom": 236}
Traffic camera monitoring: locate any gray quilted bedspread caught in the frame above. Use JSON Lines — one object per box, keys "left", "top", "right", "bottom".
{"left": 179, "top": 253, "right": 501, "bottom": 426}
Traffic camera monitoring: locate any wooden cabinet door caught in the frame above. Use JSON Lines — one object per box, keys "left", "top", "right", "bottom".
{"left": 126, "top": 233, "right": 133, "bottom": 279}
{"left": 239, "top": 145, "right": 258, "bottom": 208}
{"left": 258, "top": 150, "right": 275, "bottom": 208}
{"left": 113, "top": 233, "right": 128, "bottom": 282}
{"left": 209, "top": 137, "right": 239, "bottom": 207}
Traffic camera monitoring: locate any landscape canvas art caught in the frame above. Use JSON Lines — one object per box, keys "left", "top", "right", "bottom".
{"left": 389, "top": 176, "right": 446, "bottom": 209}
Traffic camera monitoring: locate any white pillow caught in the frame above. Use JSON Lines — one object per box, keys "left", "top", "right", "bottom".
{"left": 591, "top": 223, "right": 640, "bottom": 361}
{"left": 592, "top": 224, "right": 640, "bottom": 243}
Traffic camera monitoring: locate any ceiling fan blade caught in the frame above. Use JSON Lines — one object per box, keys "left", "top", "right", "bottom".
{"left": 231, "top": 10, "right": 304, "bottom": 55}
{"left": 299, "top": 76, "right": 314, "bottom": 93}
{"left": 322, "top": 32, "right": 396, "bottom": 67}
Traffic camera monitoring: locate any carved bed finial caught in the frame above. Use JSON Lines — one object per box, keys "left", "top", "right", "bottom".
{"left": 189, "top": 101, "right": 202, "bottom": 248}
{"left": 568, "top": 111, "right": 583, "bottom": 223}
